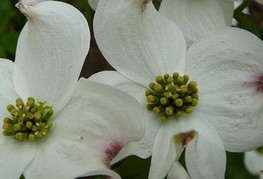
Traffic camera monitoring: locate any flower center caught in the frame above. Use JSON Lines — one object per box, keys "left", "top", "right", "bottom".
{"left": 145, "top": 72, "right": 198, "bottom": 122}
{"left": 2, "top": 97, "right": 53, "bottom": 141}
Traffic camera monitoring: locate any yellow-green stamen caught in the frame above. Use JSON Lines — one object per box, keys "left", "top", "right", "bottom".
{"left": 2, "top": 97, "right": 53, "bottom": 141}
{"left": 145, "top": 72, "right": 199, "bottom": 122}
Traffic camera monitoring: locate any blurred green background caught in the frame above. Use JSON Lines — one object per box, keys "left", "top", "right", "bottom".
{"left": 2, "top": 0, "right": 263, "bottom": 179}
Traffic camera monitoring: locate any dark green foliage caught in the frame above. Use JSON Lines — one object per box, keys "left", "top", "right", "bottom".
{"left": 225, "top": 152, "right": 259, "bottom": 179}
{"left": 234, "top": 12, "right": 262, "bottom": 39}
{"left": 0, "top": 0, "right": 24, "bottom": 58}
{"left": 114, "top": 156, "right": 151, "bottom": 179}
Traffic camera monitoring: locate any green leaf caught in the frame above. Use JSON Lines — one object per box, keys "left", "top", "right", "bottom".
{"left": 234, "top": 13, "right": 261, "bottom": 38}
{"left": 0, "top": 44, "right": 7, "bottom": 57}
{"left": 0, "top": 32, "right": 19, "bottom": 55}
{"left": 114, "top": 156, "right": 151, "bottom": 179}
{"left": 153, "top": 0, "right": 161, "bottom": 10}
{"left": 0, "top": 0, "right": 14, "bottom": 33}
{"left": 225, "top": 152, "right": 258, "bottom": 179}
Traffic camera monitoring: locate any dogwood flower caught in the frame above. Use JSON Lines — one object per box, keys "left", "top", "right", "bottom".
{"left": 88, "top": 0, "right": 98, "bottom": 10}
{"left": 0, "top": 1, "right": 144, "bottom": 179}
{"left": 159, "top": 0, "right": 234, "bottom": 47}
{"left": 19, "top": 0, "right": 51, "bottom": 6}
{"left": 244, "top": 148, "right": 263, "bottom": 178}
{"left": 91, "top": 0, "right": 263, "bottom": 178}
{"left": 159, "top": 0, "right": 263, "bottom": 47}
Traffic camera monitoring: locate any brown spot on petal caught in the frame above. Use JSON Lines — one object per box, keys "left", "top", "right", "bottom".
{"left": 141, "top": 0, "right": 151, "bottom": 12}
{"left": 174, "top": 130, "right": 198, "bottom": 147}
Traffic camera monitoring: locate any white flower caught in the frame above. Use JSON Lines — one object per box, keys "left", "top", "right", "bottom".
{"left": 159, "top": 0, "right": 263, "bottom": 47}
{"left": 244, "top": 149, "right": 263, "bottom": 178}
{"left": 91, "top": 0, "right": 263, "bottom": 178}
{"left": 88, "top": 0, "right": 99, "bottom": 10}
{"left": 19, "top": 0, "right": 51, "bottom": 6}
{"left": 159, "top": 0, "right": 234, "bottom": 47}
{"left": 166, "top": 162, "right": 190, "bottom": 179}
{"left": 0, "top": 1, "right": 144, "bottom": 179}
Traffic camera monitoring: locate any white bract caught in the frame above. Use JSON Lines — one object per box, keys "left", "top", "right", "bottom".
{"left": 159, "top": 0, "right": 263, "bottom": 47}
{"left": 19, "top": 0, "right": 51, "bottom": 6}
{"left": 91, "top": 0, "right": 263, "bottom": 178}
{"left": 0, "top": 1, "right": 144, "bottom": 179}
{"left": 159, "top": 0, "right": 234, "bottom": 47}
{"left": 88, "top": 0, "right": 99, "bottom": 10}
{"left": 244, "top": 150, "right": 263, "bottom": 178}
